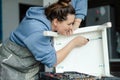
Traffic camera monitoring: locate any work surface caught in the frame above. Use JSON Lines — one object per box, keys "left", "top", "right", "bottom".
{"left": 39, "top": 71, "right": 120, "bottom": 80}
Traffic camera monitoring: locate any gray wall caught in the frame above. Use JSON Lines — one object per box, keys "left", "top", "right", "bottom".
{"left": 2, "top": 0, "right": 43, "bottom": 41}
{"left": 2, "top": 0, "right": 57, "bottom": 41}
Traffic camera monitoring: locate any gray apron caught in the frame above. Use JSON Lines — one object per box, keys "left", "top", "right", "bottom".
{"left": 0, "top": 39, "right": 41, "bottom": 80}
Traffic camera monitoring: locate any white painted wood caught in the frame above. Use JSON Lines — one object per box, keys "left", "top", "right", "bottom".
{"left": 52, "top": 22, "right": 111, "bottom": 77}
{"left": 44, "top": 22, "right": 112, "bottom": 37}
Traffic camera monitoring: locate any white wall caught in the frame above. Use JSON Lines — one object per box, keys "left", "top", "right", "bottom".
{"left": 43, "top": 0, "right": 58, "bottom": 6}
{"left": 2, "top": 0, "right": 58, "bottom": 41}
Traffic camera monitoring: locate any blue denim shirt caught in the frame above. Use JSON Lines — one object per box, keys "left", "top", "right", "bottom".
{"left": 9, "top": 0, "right": 87, "bottom": 68}
{"left": 71, "top": 0, "right": 88, "bottom": 20}
{"left": 10, "top": 7, "right": 56, "bottom": 68}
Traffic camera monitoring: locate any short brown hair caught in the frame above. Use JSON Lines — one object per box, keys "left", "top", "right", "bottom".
{"left": 45, "top": 0, "right": 75, "bottom": 22}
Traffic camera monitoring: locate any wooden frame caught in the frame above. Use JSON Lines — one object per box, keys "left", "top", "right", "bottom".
{"left": 44, "top": 22, "right": 112, "bottom": 77}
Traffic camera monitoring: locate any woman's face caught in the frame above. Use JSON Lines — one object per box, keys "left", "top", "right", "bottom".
{"left": 54, "top": 14, "right": 75, "bottom": 36}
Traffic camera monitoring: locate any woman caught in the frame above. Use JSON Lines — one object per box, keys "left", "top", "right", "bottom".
{"left": 0, "top": 0, "right": 88, "bottom": 80}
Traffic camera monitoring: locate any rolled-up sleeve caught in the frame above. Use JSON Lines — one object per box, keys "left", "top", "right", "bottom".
{"left": 71, "top": 0, "right": 88, "bottom": 20}
{"left": 23, "top": 31, "right": 56, "bottom": 68}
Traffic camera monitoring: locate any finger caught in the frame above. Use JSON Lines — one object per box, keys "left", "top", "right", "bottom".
{"left": 66, "top": 29, "right": 72, "bottom": 36}
{"left": 69, "top": 29, "right": 73, "bottom": 35}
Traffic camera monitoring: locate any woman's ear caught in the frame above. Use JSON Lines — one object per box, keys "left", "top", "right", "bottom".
{"left": 53, "top": 18, "right": 58, "bottom": 26}
{"left": 52, "top": 18, "right": 59, "bottom": 31}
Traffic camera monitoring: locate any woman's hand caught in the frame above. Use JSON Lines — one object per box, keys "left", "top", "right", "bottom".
{"left": 71, "top": 36, "right": 89, "bottom": 47}
{"left": 55, "top": 36, "right": 89, "bottom": 66}
{"left": 73, "top": 18, "right": 82, "bottom": 30}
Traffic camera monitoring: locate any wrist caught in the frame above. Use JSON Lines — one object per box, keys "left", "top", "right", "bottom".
{"left": 73, "top": 22, "right": 80, "bottom": 29}
{"left": 73, "top": 19, "right": 82, "bottom": 29}
{"left": 74, "top": 18, "right": 82, "bottom": 23}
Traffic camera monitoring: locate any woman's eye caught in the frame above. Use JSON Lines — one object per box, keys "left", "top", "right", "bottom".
{"left": 68, "top": 23, "right": 74, "bottom": 26}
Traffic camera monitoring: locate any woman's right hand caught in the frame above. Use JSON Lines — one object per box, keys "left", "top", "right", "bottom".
{"left": 55, "top": 35, "right": 89, "bottom": 66}
{"left": 71, "top": 36, "right": 89, "bottom": 47}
